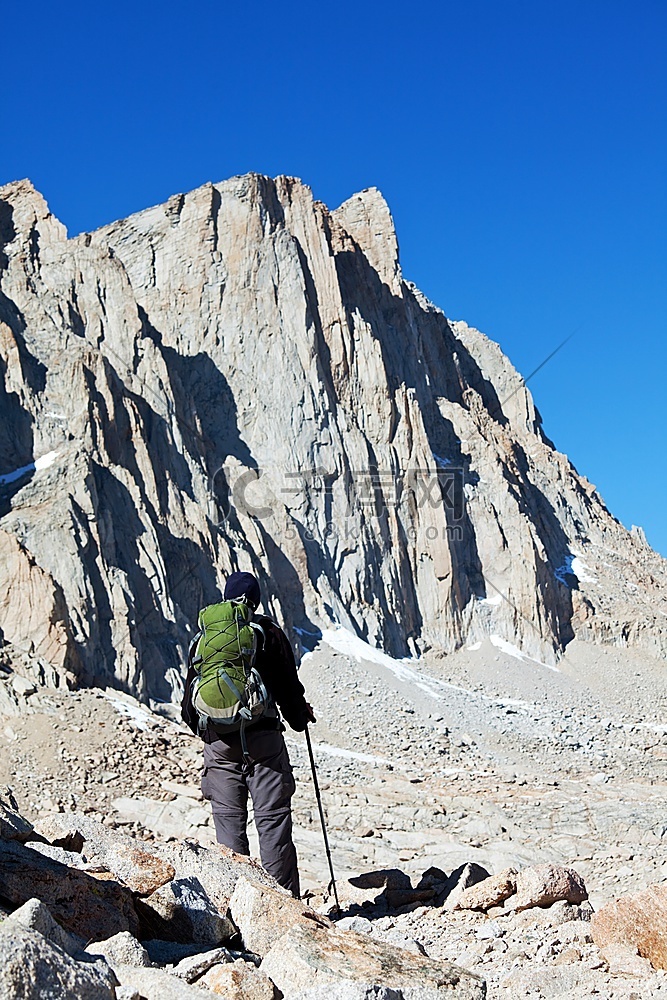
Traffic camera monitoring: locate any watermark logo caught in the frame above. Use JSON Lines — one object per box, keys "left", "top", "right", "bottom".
{"left": 210, "top": 463, "right": 465, "bottom": 540}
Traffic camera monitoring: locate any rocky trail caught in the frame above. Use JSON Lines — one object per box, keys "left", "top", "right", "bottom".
{"left": 2, "top": 631, "right": 667, "bottom": 996}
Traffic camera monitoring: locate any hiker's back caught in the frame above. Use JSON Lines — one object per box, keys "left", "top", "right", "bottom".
{"left": 189, "top": 599, "right": 273, "bottom": 739}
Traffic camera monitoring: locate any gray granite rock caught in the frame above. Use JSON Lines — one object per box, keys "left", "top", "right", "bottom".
{"left": 114, "top": 963, "right": 219, "bottom": 998}
{"left": 34, "top": 812, "right": 175, "bottom": 894}
{"left": 85, "top": 930, "right": 152, "bottom": 968}
{"left": 0, "top": 926, "right": 116, "bottom": 998}
{"left": 198, "top": 958, "right": 277, "bottom": 997}
{"left": 1, "top": 897, "right": 83, "bottom": 956}
{"left": 0, "top": 838, "right": 140, "bottom": 940}
{"left": 172, "top": 946, "right": 233, "bottom": 981}
{"left": 229, "top": 876, "right": 331, "bottom": 957}
{"left": 261, "top": 923, "right": 485, "bottom": 998}
{"left": 138, "top": 876, "right": 234, "bottom": 945}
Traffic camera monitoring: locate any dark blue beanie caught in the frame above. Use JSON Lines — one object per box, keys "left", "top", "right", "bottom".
{"left": 224, "top": 571, "right": 261, "bottom": 610}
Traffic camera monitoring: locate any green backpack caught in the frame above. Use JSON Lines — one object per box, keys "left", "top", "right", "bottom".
{"left": 189, "top": 600, "right": 270, "bottom": 765}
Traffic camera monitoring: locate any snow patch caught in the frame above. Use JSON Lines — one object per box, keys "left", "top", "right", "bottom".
{"left": 33, "top": 450, "right": 59, "bottom": 471}
{"left": 287, "top": 735, "right": 392, "bottom": 767}
{"left": 322, "top": 625, "right": 463, "bottom": 702}
{"left": 478, "top": 594, "right": 502, "bottom": 607}
{"left": 489, "top": 635, "right": 559, "bottom": 672}
{"left": 432, "top": 453, "right": 452, "bottom": 468}
{"left": 319, "top": 625, "right": 556, "bottom": 719}
{"left": 103, "top": 691, "right": 153, "bottom": 731}
{"left": 322, "top": 625, "right": 406, "bottom": 670}
{"left": 555, "top": 553, "right": 597, "bottom": 586}
{"left": 570, "top": 555, "right": 597, "bottom": 583}
{"left": 554, "top": 555, "right": 575, "bottom": 584}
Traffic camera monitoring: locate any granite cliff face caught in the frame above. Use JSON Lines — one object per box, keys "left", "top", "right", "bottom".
{"left": 0, "top": 174, "right": 665, "bottom": 700}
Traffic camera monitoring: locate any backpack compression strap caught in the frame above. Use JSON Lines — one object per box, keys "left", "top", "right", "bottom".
{"left": 237, "top": 665, "right": 272, "bottom": 775}
{"left": 238, "top": 620, "right": 268, "bottom": 773}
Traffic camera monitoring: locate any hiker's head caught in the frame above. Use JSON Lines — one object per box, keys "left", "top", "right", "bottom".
{"left": 224, "top": 571, "right": 261, "bottom": 611}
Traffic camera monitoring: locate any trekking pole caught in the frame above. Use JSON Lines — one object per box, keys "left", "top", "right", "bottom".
{"left": 304, "top": 724, "right": 340, "bottom": 912}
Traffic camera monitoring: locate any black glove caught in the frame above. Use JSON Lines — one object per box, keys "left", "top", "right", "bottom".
{"left": 305, "top": 702, "right": 316, "bottom": 724}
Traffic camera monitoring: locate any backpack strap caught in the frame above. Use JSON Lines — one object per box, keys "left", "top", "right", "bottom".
{"left": 188, "top": 630, "right": 203, "bottom": 668}
{"left": 239, "top": 711, "right": 254, "bottom": 776}
{"left": 248, "top": 621, "right": 265, "bottom": 668}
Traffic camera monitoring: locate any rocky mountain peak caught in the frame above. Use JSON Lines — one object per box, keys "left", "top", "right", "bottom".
{"left": 0, "top": 172, "right": 665, "bottom": 702}
{"left": 333, "top": 186, "right": 401, "bottom": 291}
{"left": 0, "top": 179, "right": 67, "bottom": 257}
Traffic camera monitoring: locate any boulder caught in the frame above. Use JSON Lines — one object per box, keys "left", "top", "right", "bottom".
{"left": 199, "top": 958, "right": 278, "bottom": 998}
{"left": 86, "top": 930, "right": 152, "bottom": 967}
{"left": 336, "top": 916, "right": 373, "bottom": 934}
{"left": 0, "top": 896, "right": 82, "bottom": 956}
{"left": 114, "top": 964, "right": 219, "bottom": 998}
{"left": 261, "top": 924, "right": 486, "bottom": 998}
{"left": 591, "top": 883, "right": 667, "bottom": 971}
{"left": 94, "top": 841, "right": 176, "bottom": 895}
{"left": 509, "top": 898, "right": 593, "bottom": 929}
{"left": 137, "top": 876, "right": 234, "bottom": 944}
{"left": 511, "top": 864, "right": 587, "bottom": 912}
{"left": 442, "top": 863, "right": 491, "bottom": 910}
{"left": 229, "top": 877, "right": 331, "bottom": 957}
{"left": 11, "top": 674, "right": 37, "bottom": 697}
{"left": 454, "top": 868, "right": 518, "bottom": 911}
{"left": 0, "top": 926, "right": 116, "bottom": 998}
{"left": 36, "top": 812, "right": 272, "bottom": 914}
{"left": 173, "top": 946, "right": 234, "bottom": 981}
{"left": 28, "top": 841, "right": 98, "bottom": 868}
{"left": 0, "top": 838, "right": 140, "bottom": 939}
{"left": 32, "top": 815, "right": 85, "bottom": 853}
{"left": 144, "top": 940, "right": 217, "bottom": 965}
{"left": 416, "top": 867, "right": 449, "bottom": 891}
{"left": 34, "top": 812, "right": 175, "bottom": 894}
{"left": 0, "top": 787, "right": 32, "bottom": 842}
{"left": 159, "top": 840, "right": 279, "bottom": 913}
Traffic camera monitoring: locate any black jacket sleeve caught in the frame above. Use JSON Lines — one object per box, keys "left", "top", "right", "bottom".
{"left": 180, "top": 629, "right": 202, "bottom": 735}
{"left": 255, "top": 617, "right": 310, "bottom": 731}
{"left": 180, "top": 661, "right": 199, "bottom": 735}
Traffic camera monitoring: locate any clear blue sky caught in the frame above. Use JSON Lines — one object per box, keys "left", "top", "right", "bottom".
{"left": 2, "top": 0, "right": 666, "bottom": 553}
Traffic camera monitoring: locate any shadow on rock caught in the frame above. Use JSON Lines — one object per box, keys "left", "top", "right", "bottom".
{"left": 335, "top": 862, "right": 492, "bottom": 920}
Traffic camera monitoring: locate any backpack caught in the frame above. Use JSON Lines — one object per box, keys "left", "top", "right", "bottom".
{"left": 188, "top": 599, "right": 271, "bottom": 769}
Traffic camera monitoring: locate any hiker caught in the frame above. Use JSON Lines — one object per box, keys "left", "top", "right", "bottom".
{"left": 181, "top": 571, "right": 315, "bottom": 897}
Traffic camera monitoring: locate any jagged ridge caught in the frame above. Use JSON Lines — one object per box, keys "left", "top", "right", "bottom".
{"left": 0, "top": 174, "right": 665, "bottom": 700}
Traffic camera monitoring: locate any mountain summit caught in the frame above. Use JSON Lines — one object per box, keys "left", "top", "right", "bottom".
{"left": 0, "top": 174, "right": 664, "bottom": 700}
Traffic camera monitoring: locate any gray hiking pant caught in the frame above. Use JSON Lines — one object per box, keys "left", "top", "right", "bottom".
{"left": 201, "top": 728, "right": 300, "bottom": 896}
